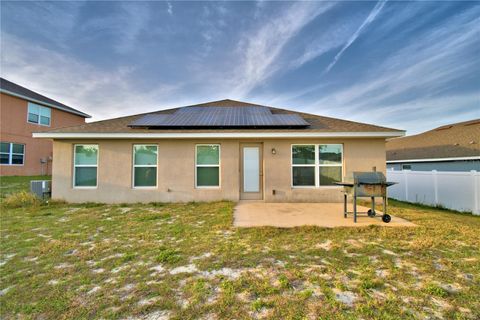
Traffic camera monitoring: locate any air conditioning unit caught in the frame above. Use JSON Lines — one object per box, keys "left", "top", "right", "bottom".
{"left": 30, "top": 180, "right": 51, "bottom": 199}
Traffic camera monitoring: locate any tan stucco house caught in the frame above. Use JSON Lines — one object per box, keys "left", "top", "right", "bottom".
{"left": 33, "top": 99, "right": 404, "bottom": 203}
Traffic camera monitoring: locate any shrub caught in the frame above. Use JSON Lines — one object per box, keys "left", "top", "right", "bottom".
{"left": 1, "top": 191, "right": 40, "bottom": 208}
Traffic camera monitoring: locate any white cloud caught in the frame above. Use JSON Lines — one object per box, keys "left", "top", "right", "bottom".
{"left": 0, "top": 33, "right": 180, "bottom": 121}
{"left": 324, "top": 0, "right": 387, "bottom": 74}
{"left": 114, "top": 2, "right": 151, "bottom": 54}
{"left": 229, "top": 2, "right": 336, "bottom": 97}
{"left": 316, "top": 12, "right": 479, "bottom": 111}
{"left": 361, "top": 93, "right": 480, "bottom": 134}
{"left": 0, "top": 2, "right": 81, "bottom": 49}
{"left": 274, "top": 8, "right": 480, "bottom": 134}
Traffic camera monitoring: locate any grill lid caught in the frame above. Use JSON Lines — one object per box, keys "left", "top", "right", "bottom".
{"left": 336, "top": 172, "right": 396, "bottom": 187}
{"left": 353, "top": 172, "right": 387, "bottom": 184}
{"left": 341, "top": 172, "right": 387, "bottom": 185}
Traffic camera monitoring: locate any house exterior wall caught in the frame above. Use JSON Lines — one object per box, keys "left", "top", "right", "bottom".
{"left": 387, "top": 160, "right": 480, "bottom": 172}
{"left": 0, "top": 93, "right": 86, "bottom": 176}
{"left": 51, "top": 138, "right": 386, "bottom": 203}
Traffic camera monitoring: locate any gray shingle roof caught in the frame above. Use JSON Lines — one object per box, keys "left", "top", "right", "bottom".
{"left": 0, "top": 77, "right": 90, "bottom": 118}
{"left": 386, "top": 119, "right": 480, "bottom": 160}
{"left": 43, "top": 99, "right": 404, "bottom": 134}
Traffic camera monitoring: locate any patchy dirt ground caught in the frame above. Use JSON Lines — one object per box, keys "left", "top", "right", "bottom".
{"left": 1, "top": 199, "right": 479, "bottom": 319}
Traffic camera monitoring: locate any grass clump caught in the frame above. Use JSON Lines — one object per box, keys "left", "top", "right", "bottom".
{"left": 122, "top": 253, "right": 137, "bottom": 263}
{"left": 137, "top": 213, "right": 171, "bottom": 221}
{"left": 252, "top": 298, "right": 274, "bottom": 312}
{"left": 156, "top": 247, "right": 181, "bottom": 264}
{"left": 1, "top": 191, "right": 40, "bottom": 208}
{"left": 424, "top": 283, "right": 449, "bottom": 297}
{"left": 278, "top": 274, "right": 290, "bottom": 289}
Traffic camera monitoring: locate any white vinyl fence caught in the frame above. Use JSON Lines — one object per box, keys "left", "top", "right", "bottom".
{"left": 387, "top": 170, "right": 480, "bottom": 215}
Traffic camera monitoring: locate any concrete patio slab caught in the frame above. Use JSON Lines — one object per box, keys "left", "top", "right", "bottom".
{"left": 234, "top": 201, "right": 416, "bottom": 228}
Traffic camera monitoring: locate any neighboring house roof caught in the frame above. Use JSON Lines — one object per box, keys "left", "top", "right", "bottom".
{"left": 0, "top": 77, "right": 91, "bottom": 118}
{"left": 387, "top": 119, "right": 480, "bottom": 162}
{"left": 33, "top": 99, "right": 404, "bottom": 139}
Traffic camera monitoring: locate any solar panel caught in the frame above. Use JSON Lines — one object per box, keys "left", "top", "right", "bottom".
{"left": 129, "top": 106, "right": 310, "bottom": 128}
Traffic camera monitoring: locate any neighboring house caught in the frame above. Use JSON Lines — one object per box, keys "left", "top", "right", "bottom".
{"left": 386, "top": 119, "right": 480, "bottom": 172}
{"left": 0, "top": 78, "right": 90, "bottom": 176}
{"left": 33, "top": 99, "right": 403, "bottom": 203}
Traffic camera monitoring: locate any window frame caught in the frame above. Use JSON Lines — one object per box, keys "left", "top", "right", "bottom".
{"left": 132, "top": 144, "right": 158, "bottom": 189}
{"left": 0, "top": 142, "right": 25, "bottom": 166}
{"left": 291, "top": 144, "right": 343, "bottom": 188}
{"left": 73, "top": 144, "right": 99, "bottom": 189}
{"left": 195, "top": 144, "right": 221, "bottom": 189}
{"left": 291, "top": 144, "right": 316, "bottom": 187}
{"left": 27, "top": 102, "right": 51, "bottom": 127}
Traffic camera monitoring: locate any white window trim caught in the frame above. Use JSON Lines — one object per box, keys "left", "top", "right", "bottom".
{"left": 0, "top": 142, "right": 25, "bottom": 166}
{"left": 73, "top": 144, "right": 99, "bottom": 189}
{"left": 195, "top": 144, "right": 221, "bottom": 189}
{"left": 291, "top": 144, "right": 343, "bottom": 188}
{"left": 27, "top": 102, "right": 51, "bottom": 127}
{"left": 132, "top": 144, "right": 158, "bottom": 189}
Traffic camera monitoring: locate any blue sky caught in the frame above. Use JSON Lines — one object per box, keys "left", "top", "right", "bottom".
{"left": 1, "top": 1, "right": 479, "bottom": 134}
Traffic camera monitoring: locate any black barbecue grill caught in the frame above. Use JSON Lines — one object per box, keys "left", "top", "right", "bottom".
{"left": 335, "top": 171, "right": 396, "bottom": 223}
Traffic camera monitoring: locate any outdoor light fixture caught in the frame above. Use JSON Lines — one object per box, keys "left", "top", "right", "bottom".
{"left": 271, "top": 148, "right": 276, "bottom": 155}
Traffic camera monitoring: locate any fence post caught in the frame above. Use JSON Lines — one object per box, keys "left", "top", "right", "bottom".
{"left": 404, "top": 170, "right": 409, "bottom": 202}
{"left": 472, "top": 170, "right": 479, "bottom": 215}
{"left": 432, "top": 170, "right": 438, "bottom": 205}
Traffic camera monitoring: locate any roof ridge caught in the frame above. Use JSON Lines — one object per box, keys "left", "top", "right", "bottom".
{"left": 434, "top": 118, "right": 480, "bottom": 130}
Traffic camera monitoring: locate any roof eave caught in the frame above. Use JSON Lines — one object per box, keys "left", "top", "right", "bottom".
{"left": 33, "top": 131, "right": 405, "bottom": 139}
{"left": 0, "top": 88, "right": 91, "bottom": 118}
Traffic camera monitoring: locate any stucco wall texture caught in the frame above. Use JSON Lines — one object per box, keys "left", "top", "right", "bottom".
{"left": 0, "top": 93, "right": 86, "bottom": 176}
{"left": 52, "top": 138, "right": 386, "bottom": 203}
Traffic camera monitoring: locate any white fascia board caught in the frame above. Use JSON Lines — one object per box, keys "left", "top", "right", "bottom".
{"left": 33, "top": 131, "right": 405, "bottom": 139}
{"left": 0, "top": 89, "right": 91, "bottom": 118}
{"left": 387, "top": 156, "right": 480, "bottom": 163}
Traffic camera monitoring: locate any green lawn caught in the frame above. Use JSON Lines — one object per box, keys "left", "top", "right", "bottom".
{"left": 1, "top": 177, "right": 479, "bottom": 319}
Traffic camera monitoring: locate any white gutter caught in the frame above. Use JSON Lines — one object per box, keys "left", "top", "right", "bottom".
{"left": 33, "top": 131, "right": 405, "bottom": 139}
{"left": 0, "top": 88, "right": 91, "bottom": 118}
{"left": 387, "top": 156, "right": 480, "bottom": 163}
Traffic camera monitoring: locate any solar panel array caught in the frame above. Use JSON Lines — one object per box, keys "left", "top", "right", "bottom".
{"left": 129, "top": 106, "right": 310, "bottom": 128}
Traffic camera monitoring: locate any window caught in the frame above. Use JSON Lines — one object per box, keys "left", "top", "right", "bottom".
{"left": 74, "top": 144, "right": 98, "bottom": 187}
{"left": 195, "top": 144, "right": 220, "bottom": 187}
{"left": 133, "top": 145, "right": 158, "bottom": 187}
{"left": 402, "top": 164, "right": 412, "bottom": 170}
{"left": 0, "top": 142, "right": 25, "bottom": 165}
{"left": 318, "top": 144, "right": 343, "bottom": 185}
{"left": 292, "top": 145, "right": 316, "bottom": 186}
{"left": 292, "top": 144, "right": 343, "bottom": 187}
{"left": 28, "top": 102, "right": 51, "bottom": 126}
